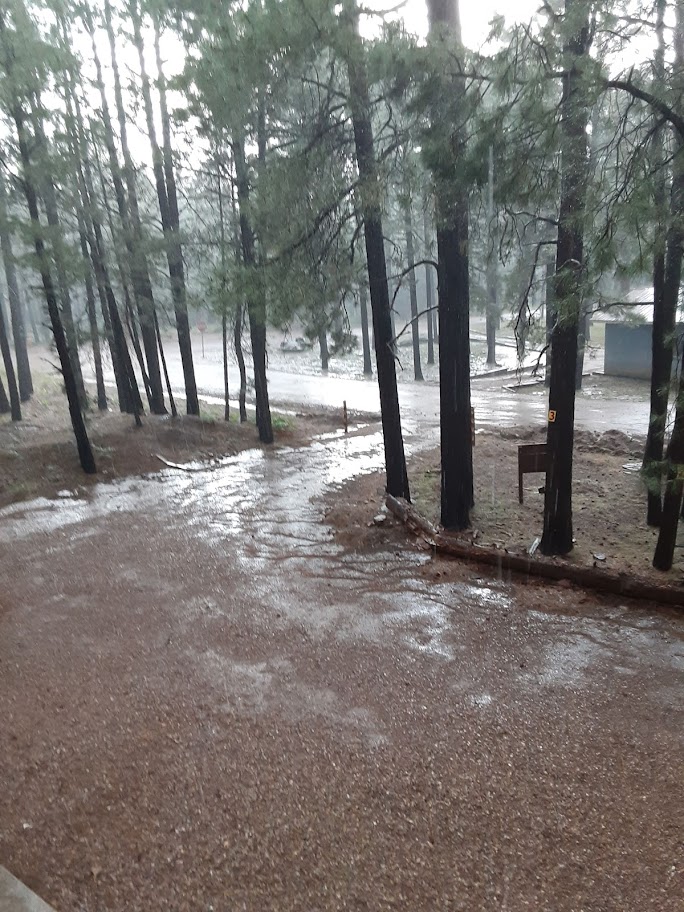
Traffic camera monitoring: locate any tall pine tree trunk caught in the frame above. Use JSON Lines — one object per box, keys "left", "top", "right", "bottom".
{"left": 359, "top": 284, "right": 372, "bottom": 376}
{"left": 128, "top": 0, "right": 198, "bottom": 415}
{"left": 644, "top": 0, "right": 679, "bottom": 527}
{"left": 652, "top": 361, "right": 684, "bottom": 570}
{"left": 345, "top": 1, "right": 410, "bottom": 499}
{"left": 234, "top": 304, "right": 248, "bottom": 423}
{"left": 540, "top": 0, "right": 592, "bottom": 556}
{"left": 153, "top": 311, "right": 177, "bottom": 418}
{"left": 88, "top": 130, "right": 134, "bottom": 413}
{"left": 427, "top": 0, "right": 473, "bottom": 529}
{"left": 0, "top": 168, "right": 32, "bottom": 400}
{"left": 0, "top": 286, "right": 20, "bottom": 420}
{"left": 0, "top": 374, "right": 10, "bottom": 413}
{"left": 404, "top": 193, "right": 424, "bottom": 381}
{"left": 423, "top": 204, "right": 435, "bottom": 366}
{"left": 319, "top": 328, "right": 330, "bottom": 372}
{"left": 486, "top": 145, "right": 498, "bottom": 366}
{"left": 5, "top": 84, "right": 95, "bottom": 471}
{"left": 86, "top": 2, "right": 166, "bottom": 415}
{"left": 78, "top": 221, "right": 108, "bottom": 411}
{"left": 234, "top": 137, "right": 273, "bottom": 443}
{"left": 652, "top": 0, "right": 684, "bottom": 570}
{"left": 29, "top": 94, "right": 87, "bottom": 409}
{"left": 222, "top": 311, "right": 230, "bottom": 421}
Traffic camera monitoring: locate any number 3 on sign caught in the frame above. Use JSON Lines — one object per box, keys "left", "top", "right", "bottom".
{"left": 548, "top": 410, "right": 557, "bottom": 423}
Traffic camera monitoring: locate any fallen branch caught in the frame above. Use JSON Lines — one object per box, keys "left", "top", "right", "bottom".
{"left": 386, "top": 495, "right": 684, "bottom": 608}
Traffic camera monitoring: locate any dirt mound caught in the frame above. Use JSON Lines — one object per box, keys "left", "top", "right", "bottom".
{"left": 575, "top": 428, "right": 644, "bottom": 456}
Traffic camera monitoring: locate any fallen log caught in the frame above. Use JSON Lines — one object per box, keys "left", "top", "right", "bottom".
{"left": 385, "top": 495, "right": 684, "bottom": 608}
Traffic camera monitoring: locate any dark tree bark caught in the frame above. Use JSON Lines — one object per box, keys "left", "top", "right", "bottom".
{"left": 540, "top": 0, "right": 592, "bottom": 556}
{"left": 486, "top": 145, "right": 498, "bottom": 366}
{"left": 644, "top": 0, "right": 680, "bottom": 527}
{"left": 423, "top": 204, "right": 435, "bottom": 366}
{"left": 653, "top": 361, "right": 684, "bottom": 570}
{"left": 234, "top": 137, "right": 273, "bottom": 443}
{"left": 216, "top": 149, "right": 230, "bottom": 422}
{"left": 0, "top": 287, "right": 21, "bottom": 420}
{"left": 128, "top": 0, "right": 199, "bottom": 415}
{"left": 319, "top": 328, "right": 330, "bottom": 371}
{"left": 86, "top": 1, "right": 166, "bottom": 415}
{"left": 87, "top": 197, "right": 144, "bottom": 424}
{"left": 228, "top": 167, "right": 249, "bottom": 423}
{"left": 427, "top": 0, "right": 473, "bottom": 529}
{"left": 359, "top": 284, "right": 372, "bottom": 376}
{"left": 222, "top": 311, "right": 230, "bottom": 421}
{"left": 62, "top": 54, "right": 141, "bottom": 418}
{"left": 3, "top": 78, "right": 95, "bottom": 470}
{"left": 544, "top": 260, "right": 555, "bottom": 387}
{"left": 0, "top": 373, "right": 9, "bottom": 413}
{"left": 234, "top": 304, "right": 248, "bottom": 423}
{"left": 0, "top": 168, "right": 32, "bottom": 400}
{"left": 29, "top": 95, "right": 88, "bottom": 409}
{"left": 345, "top": 2, "right": 410, "bottom": 499}
{"left": 403, "top": 193, "right": 424, "bottom": 381}
{"left": 66, "top": 95, "right": 143, "bottom": 421}
{"left": 77, "top": 220, "right": 108, "bottom": 411}
{"left": 154, "top": 310, "right": 177, "bottom": 418}
{"left": 88, "top": 129, "right": 134, "bottom": 413}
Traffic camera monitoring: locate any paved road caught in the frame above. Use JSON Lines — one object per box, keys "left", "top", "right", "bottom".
{"left": 109, "top": 334, "right": 651, "bottom": 437}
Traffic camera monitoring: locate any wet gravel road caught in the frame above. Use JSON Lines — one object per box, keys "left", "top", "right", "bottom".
{"left": 0, "top": 429, "right": 682, "bottom": 911}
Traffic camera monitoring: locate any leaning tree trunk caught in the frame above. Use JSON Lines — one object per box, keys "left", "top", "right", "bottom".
{"left": 7, "top": 90, "right": 95, "bottom": 472}
{"left": 0, "top": 287, "right": 21, "bottom": 420}
{"left": 427, "top": 0, "right": 473, "bottom": 529}
{"left": 154, "top": 310, "right": 177, "bottom": 418}
{"left": 89, "top": 1, "right": 166, "bottom": 414}
{"left": 88, "top": 133, "right": 133, "bottom": 413}
{"left": 359, "top": 284, "right": 372, "bottom": 376}
{"left": 345, "top": 1, "right": 410, "bottom": 499}
{"left": 63, "top": 67, "right": 138, "bottom": 417}
{"left": 128, "top": 0, "right": 199, "bottom": 415}
{"left": 77, "top": 219, "right": 108, "bottom": 410}
{"left": 404, "top": 192, "right": 424, "bottom": 381}
{"left": 644, "top": 0, "right": 680, "bottom": 527}
{"left": 0, "top": 374, "right": 9, "bottom": 413}
{"left": 30, "top": 94, "right": 87, "bottom": 409}
{"left": 540, "top": 0, "right": 592, "bottom": 556}
{"left": 0, "top": 169, "right": 32, "bottom": 400}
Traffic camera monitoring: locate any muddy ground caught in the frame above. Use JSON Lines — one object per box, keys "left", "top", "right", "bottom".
{"left": 0, "top": 412, "right": 682, "bottom": 912}
{"left": 0, "top": 373, "right": 352, "bottom": 510}
{"left": 325, "top": 425, "right": 684, "bottom": 585}
{"left": 1, "top": 368, "right": 683, "bottom": 912}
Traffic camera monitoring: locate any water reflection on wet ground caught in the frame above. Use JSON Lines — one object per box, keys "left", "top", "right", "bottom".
{"left": 0, "top": 420, "right": 682, "bottom": 911}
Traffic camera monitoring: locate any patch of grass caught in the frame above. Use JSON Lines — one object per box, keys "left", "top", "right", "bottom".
{"left": 272, "top": 413, "right": 294, "bottom": 431}
{"left": 411, "top": 466, "right": 440, "bottom": 519}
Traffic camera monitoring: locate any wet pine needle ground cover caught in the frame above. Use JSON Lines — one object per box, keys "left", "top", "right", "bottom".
{"left": 407, "top": 427, "right": 684, "bottom": 582}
